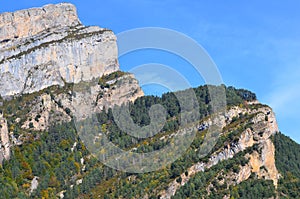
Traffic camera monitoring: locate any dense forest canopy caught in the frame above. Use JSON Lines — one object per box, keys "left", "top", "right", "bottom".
{"left": 1, "top": 84, "right": 299, "bottom": 198}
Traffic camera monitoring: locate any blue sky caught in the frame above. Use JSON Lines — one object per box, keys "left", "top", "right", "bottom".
{"left": 1, "top": 0, "right": 299, "bottom": 143}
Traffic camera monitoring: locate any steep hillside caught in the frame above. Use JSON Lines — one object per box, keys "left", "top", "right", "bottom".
{"left": 0, "top": 3, "right": 299, "bottom": 199}
{"left": 1, "top": 82, "right": 288, "bottom": 199}
{"left": 273, "top": 133, "right": 300, "bottom": 198}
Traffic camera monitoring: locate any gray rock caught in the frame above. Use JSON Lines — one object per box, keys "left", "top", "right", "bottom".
{"left": 0, "top": 3, "right": 119, "bottom": 97}
{"left": 30, "top": 176, "right": 39, "bottom": 193}
{"left": 0, "top": 3, "right": 80, "bottom": 41}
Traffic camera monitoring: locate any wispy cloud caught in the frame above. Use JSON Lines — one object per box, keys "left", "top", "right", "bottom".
{"left": 263, "top": 43, "right": 300, "bottom": 142}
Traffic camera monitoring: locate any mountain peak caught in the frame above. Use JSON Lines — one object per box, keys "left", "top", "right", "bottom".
{"left": 0, "top": 3, "right": 80, "bottom": 41}
{"left": 0, "top": 3, "right": 120, "bottom": 97}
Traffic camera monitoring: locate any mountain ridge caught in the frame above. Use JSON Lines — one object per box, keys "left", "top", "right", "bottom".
{"left": 0, "top": 3, "right": 299, "bottom": 199}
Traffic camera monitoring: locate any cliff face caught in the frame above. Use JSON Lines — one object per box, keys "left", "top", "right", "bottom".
{"left": 0, "top": 3, "right": 119, "bottom": 97}
{"left": 0, "top": 3, "right": 143, "bottom": 162}
{"left": 0, "top": 3, "right": 79, "bottom": 41}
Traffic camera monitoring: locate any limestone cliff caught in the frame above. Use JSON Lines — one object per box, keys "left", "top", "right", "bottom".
{"left": 0, "top": 3, "right": 144, "bottom": 131}
{"left": 0, "top": 3, "right": 119, "bottom": 97}
{"left": 0, "top": 3, "right": 79, "bottom": 41}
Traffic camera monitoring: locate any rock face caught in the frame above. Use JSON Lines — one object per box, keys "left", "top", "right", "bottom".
{"left": 0, "top": 112, "right": 10, "bottom": 163}
{"left": 96, "top": 74, "right": 144, "bottom": 109}
{"left": 0, "top": 3, "right": 119, "bottom": 97}
{"left": 0, "top": 3, "right": 80, "bottom": 41}
{"left": 21, "top": 73, "right": 144, "bottom": 131}
{"left": 21, "top": 93, "right": 72, "bottom": 131}
{"left": 0, "top": 3, "right": 144, "bottom": 131}
{"left": 159, "top": 106, "right": 280, "bottom": 199}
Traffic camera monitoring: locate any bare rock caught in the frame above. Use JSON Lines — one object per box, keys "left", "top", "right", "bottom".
{"left": 0, "top": 112, "right": 10, "bottom": 163}
{"left": 0, "top": 3, "right": 80, "bottom": 41}
{"left": 30, "top": 176, "right": 39, "bottom": 194}
{"left": 0, "top": 3, "right": 119, "bottom": 97}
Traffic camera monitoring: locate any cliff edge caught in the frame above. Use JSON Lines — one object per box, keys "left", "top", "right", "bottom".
{"left": 0, "top": 3, "right": 119, "bottom": 97}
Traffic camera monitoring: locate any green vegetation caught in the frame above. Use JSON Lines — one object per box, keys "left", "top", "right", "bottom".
{"left": 273, "top": 132, "right": 300, "bottom": 198}
{"left": 273, "top": 132, "right": 300, "bottom": 178}
{"left": 229, "top": 179, "right": 276, "bottom": 199}
{"left": 2, "top": 83, "right": 298, "bottom": 199}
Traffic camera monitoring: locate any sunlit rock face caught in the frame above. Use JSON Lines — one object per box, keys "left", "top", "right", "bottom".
{"left": 0, "top": 3, "right": 119, "bottom": 97}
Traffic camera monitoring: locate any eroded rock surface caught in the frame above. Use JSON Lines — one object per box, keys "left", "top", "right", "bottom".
{"left": 0, "top": 3, "right": 119, "bottom": 97}
{"left": 159, "top": 106, "right": 279, "bottom": 199}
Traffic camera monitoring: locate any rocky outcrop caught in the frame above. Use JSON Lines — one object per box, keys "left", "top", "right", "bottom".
{"left": 21, "top": 93, "right": 72, "bottom": 131}
{"left": 0, "top": 3, "right": 80, "bottom": 41}
{"left": 238, "top": 107, "right": 279, "bottom": 186}
{"left": 245, "top": 139, "right": 278, "bottom": 185}
{"left": 0, "top": 112, "right": 10, "bottom": 163}
{"left": 0, "top": 3, "right": 119, "bottom": 97}
{"left": 30, "top": 176, "right": 39, "bottom": 194}
{"left": 70, "top": 73, "right": 143, "bottom": 121}
{"left": 20, "top": 73, "right": 143, "bottom": 131}
{"left": 95, "top": 74, "right": 144, "bottom": 109}
{"left": 159, "top": 105, "right": 279, "bottom": 199}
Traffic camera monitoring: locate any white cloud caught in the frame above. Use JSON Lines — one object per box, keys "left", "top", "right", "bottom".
{"left": 268, "top": 84, "right": 300, "bottom": 115}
